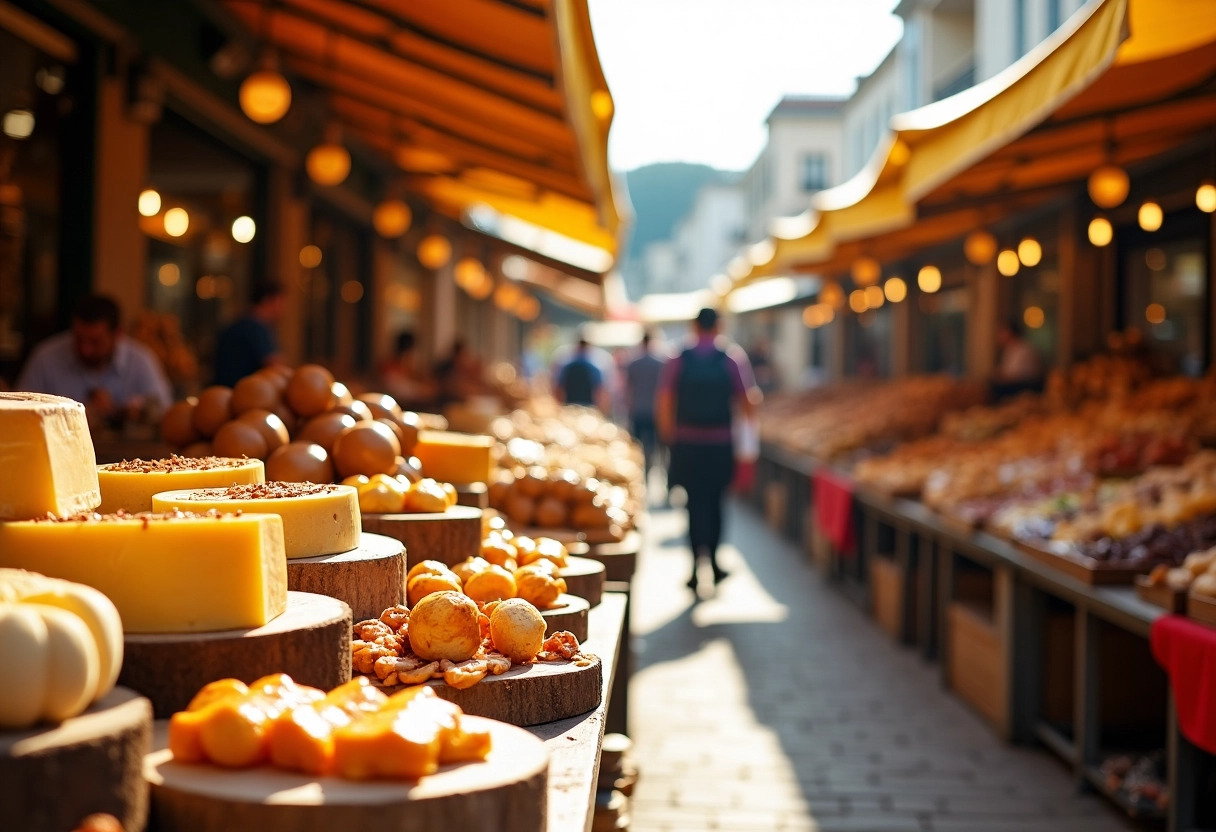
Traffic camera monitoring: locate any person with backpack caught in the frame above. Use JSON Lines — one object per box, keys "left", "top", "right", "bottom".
{"left": 656, "top": 307, "right": 761, "bottom": 592}
{"left": 555, "top": 337, "right": 607, "bottom": 411}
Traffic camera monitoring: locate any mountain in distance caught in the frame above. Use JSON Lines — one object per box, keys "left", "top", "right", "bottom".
{"left": 619, "top": 162, "right": 732, "bottom": 299}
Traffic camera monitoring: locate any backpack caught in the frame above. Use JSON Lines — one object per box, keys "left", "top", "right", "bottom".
{"left": 674, "top": 347, "right": 733, "bottom": 428}
{"left": 560, "top": 357, "right": 598, "bottom": 406}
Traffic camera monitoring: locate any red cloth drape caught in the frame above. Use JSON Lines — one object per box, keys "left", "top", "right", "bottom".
{"left": 1151, "top": 614, "right": 1216, "bottom": 755}
{"left": 813, "top": 469, "right": 855, "bottom": 555}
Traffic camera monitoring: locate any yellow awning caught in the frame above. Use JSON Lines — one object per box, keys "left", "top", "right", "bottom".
{"left": 738, "top": 0, "right": 1216, "bottom": 285}
{"left": 224, "top": 0, "right": 625, "bottom": 272}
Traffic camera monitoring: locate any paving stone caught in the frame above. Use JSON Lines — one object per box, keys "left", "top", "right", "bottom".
{"left": 627, "top": 503, "right": 1135, "bottom": 832}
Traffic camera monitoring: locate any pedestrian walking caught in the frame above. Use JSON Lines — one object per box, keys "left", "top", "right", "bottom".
{"left": 624, "top": 330, "right": 667, "bottom": 497}
{"left": 656, "top": 308, "right": 761, "bottom": 592}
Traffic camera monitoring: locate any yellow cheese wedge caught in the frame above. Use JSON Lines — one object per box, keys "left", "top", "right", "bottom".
{"left": 0, "top": 511, "right": 287, "bottom": 633}
{"left": 152, "top": 483, "right": 360, "bottom": 558}
{"left": 97, "top": 456, "right": 265, "bottom": 514}
{"left": 0, "top": 392, "right": 100, "bottom": 520}
{"left": 412, "top": 430, "right": 495, "bottom": 485}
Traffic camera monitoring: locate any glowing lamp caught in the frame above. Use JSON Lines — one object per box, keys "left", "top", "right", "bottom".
{"left": 239, "top": 68, "right": 291, "bottom": 125}
{"left": 1088, "top": 165, "right": 1129, "bottom": 209}
{"left": 1088, "top": 216, "right": 1113, "bottom": 247}
{"left": 417, "top": 234, "right": 452, "bottom": 270}
{"left": 372, "top": 199, "right": 412, "bottom": 238}
{"left": 138, "top": 189, "right": 162, "bottom": 217}
{"left": 997, "top": 249, "right": 1020, "bottom": 277}
{"left": 818, "top": 282, "right": 845, "bottom": 309}
{"left": 1138, "top": 201, "right": 1163, "bottom": 232}
{"left": 163, "top": 207, "right": 189, "bottom": 238}
{"left": 848, "top": 289, "right": 868, "bottom": 313}
{"left": 1017, "top": 237, "right": 1041, "bottom": 267}
{"left": 1023, "top": 306, "right": 1045, "bottom": 330}
{"left": 306, "top": 136, "right": 351, "bottom": 187}
{"left": 963, "top": 230, "right": 997, "bottom": 265}
{"left": 863, "top": 285, "right": 885, "bottom": 308}
{"left": 851, "top": 256, "right": 881, "bottom": 287}
{"left": 883, "top": 277, "right": 907, "bottom": 303}
{"left": 917, "top": 265, "right": 941, "bottom": 293}
{"left": 231, "top": 216, "right": 256, "bottom": 243}
{"left": 1197, "top": 182, "right": 1216, "bottom": 213}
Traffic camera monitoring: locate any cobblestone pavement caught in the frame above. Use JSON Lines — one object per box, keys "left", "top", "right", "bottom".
{"left": 626, "top": 500, "right": 1138, "bottom": 832}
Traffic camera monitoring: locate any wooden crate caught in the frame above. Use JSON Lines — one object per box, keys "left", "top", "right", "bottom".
{"left": 947, "top": 602, "right": 1007, "bottom": 729}
{"left": 869, "top": 555, "right": 905, "bottom": 641}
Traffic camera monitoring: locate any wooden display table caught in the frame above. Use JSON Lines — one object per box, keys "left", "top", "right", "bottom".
{"left": 361, "top": 506, "right": 483, "bottom": 570}
{"left": 584, "top": 531, "right": 641, "bottom": 583}
{"left": 287, "top": 533, "right": 405, "bottom": 621}
{"left": 120, "top": 592, "right": 352, "bottom": 717}
{"left": 1, "top": 688, "right": 152, "bottom": 832}
{"left": 559, "top": 556, "right": 606, "bottom": 607}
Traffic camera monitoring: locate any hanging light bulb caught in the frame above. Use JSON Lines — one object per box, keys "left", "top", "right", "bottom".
{"left": 917, "top": 265, "right": 941, "bottom": 293}
{"left": 963, "top": 230, "right": 997, "bottom": 265}
{"left": 231, "top": 216, "right": 256, "bottom": 243}
{"left": 1088, "top": 216, "right": 1113, "bottom": 247}
{"left": 239, "top": 54, "right": 291, "bottom": 125}
{"left": 306, "top": 126, "right": 351, "bottom": 187}
{"left": 417, "top": 234, "right": 452, "bottom": 270}
{"left": 2, "top": 109, "right": 35, "bottom": 140}
{"left": 1088, "top": 164, "right": 1129, "bottom": 209}
{"left": 1197, "top": 181, "right": 1216, "bottom": 213}
{"left": 163, "top": 207, "right": 189, "bottom": 237}
{"left": 138, "top": 188, "right": 162, "bottom": 217}
{"left": 863, "top": 285, "right": 885, "bottom": 308}
{"left": 997, "top": 249, "right": 1020, "bottom": 277}
{"left": 1138, "top": 201, "right": 1163, "bottom": 232}
{"left": 454, "top": 257, "right": 484, "bottom": 290}
{"left": 883, "top": 276, "right": 907, "bottom": 303}
{"left": 1017, "top": 237, "right": 1041, "bottom": 267}
{"left": 850, "top": 256, "right": 881, "bottom": 287}
{"left": 372, "top": 199, "right": 412, "bottom": 238}
{"left": 848, "top": 289, "right": 868, "bottom": 313}
{"left": 818, "top": 281, "right": 845, "bottom": 310}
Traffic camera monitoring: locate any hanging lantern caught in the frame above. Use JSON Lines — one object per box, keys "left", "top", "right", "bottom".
{"left": 963, "top": 230, "right": 997, "bottom": 265}
{"left": 863, "top": 285, "right": 885, "bottom": 308}
{"left": 1088, "top": 216, "right": 1113, "bottom": 247}
{"left": 1017, "top": 237, "right": 1041, "bottom": 267}
{"left": 883, "top": 276, "right": 907, "bottom": 303}
{"left": 515, "top": 294, "right": 541, "bottom": 321}
{"left": 1196, "top": 182, "right": 1216, "bottom": 213}
{"left": 372, "top": 199, "right": 412, "bottom": 238}
{"left": 917, "top": 265, "right": 941, "bottom": 293}
{"left": 850, "top": 256, "right": 881, "bottom": 287}
{"left": 138, "top": 188, "right": 161, "bottom": 217}
{"left": 306, "top": 126, "right": 351, "bottom": 187}
{"left": 163, "top": 207, "right": 189, "bottom": 238}
{"left": 997, "top": 249, "right": 1020, "bottom": 277}
{"left": 1087, "top": 165, "right": 1129, "bottom": 209}
{"left": 239, "top": 57, "right": 291, "bottom": 125}
{"left": 848, "top": 289, "right": 868, "bottom": 313}
{"left": 1138, "top": 201, "right": 1163, "bottom": 232}
{"left": 417, "top": 234, "right": 452, "bottom": 270}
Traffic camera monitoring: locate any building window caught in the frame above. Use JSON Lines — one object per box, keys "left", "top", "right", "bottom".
{"left": 801, "top": 154, "right": 828, "bottom": 192}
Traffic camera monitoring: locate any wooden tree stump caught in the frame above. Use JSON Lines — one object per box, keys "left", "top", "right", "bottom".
{"left": 146, "top": 716, "right": 548, "bottom": 832}
{"left": 0, "top": 688, "right": 152, "bottom": 832}
{"left": 361, "top": 506, "right": 484, "bottom": 570}
{"left": 401, "top": 653, "right": 603, "bottom": 727}
{"left": 586, "top": 530, "right": 642, "bottom": 582}
{"left": 119, "top": 592, "right": 352, "bottom": 717}
{"left": 287, "top": 533, "right": 405, "bottom": 621}
{"left": 540, "top": 594, "right": 590, "bottom": 642}
{"left": 454, "top": 482, "right": 489, "bottom": 509}
{"left": 559, "top": 556, "right": 605, "bottom": 607}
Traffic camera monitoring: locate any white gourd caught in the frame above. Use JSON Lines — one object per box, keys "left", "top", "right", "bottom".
{"left": 33, "top": 604, "right": 100, "bottom": 722}
{"left": 21, "top": 583, "right": 123, "bottom": 699}
{"left": 0, "top": 604, "right": 51, "bottom": 729}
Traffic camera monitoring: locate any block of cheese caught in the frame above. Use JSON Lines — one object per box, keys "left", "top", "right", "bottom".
{"left": 0, "top": 392, "right": 100, "bottom": 520}
{"left": 97, "top": 456, "right": 265, "bottom": 514}
{"left": 0, "top": 510, "right": 287, "bottom": 633}
{"left": 412, "top": 430, "right": 495, "bottom": 485}
{"left": 152, "top": 482, "right": 360, "bottom": 558}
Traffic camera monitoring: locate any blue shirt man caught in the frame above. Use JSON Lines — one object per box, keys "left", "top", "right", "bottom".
{"left": 555, "top": 339, "right": 605, "bottom": 409}
{"left": 18, "top": 294, "right": 172, "bottom": 421}
{"left": 214, "top": 281, "right": 286, "bottom": 387}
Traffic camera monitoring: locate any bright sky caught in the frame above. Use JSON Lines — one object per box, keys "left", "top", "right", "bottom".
{"left": 588, "top": 0, "right": 904, "bottom": 173}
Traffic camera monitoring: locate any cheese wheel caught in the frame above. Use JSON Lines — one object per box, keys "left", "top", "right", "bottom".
{"left": 0, "top": 392, "right": 100, "bottom": 520}
{"left": 152, "top": 483, "right": 360, "bottom": 558}
{"left": 96, "top": 456, "right": 265, "bottom": 514}
{"left": 0, "top": 511, "right": 288, "bottom": 633}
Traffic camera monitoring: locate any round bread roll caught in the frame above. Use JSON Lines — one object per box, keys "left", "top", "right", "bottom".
{"left": 238, "top": 409, "right": 290, "bottom": 453}
{"left": 193, "top": 386, "right": 234, "bottom": 438}
{"left": 452, "top": 556, "right": 492, "bottom": 586}
{"left": 266, "top": 441, "right": 334, "bottom": 483}
{"left": 406, "top": 559, "right": 453, "bottom": 583}
{"left": 332, "top": 421, "right": 401, "bottom": 478}
{"left": 521, "top": 537, "right": 568, "bottom": 568}
{"left": 398, "top": 412, "right": 421, "bottom": 455}
{"left": 357, "top": 392, "right": 404, "bottom": 422}
{"left": 334, "top": 399, "right": 374, "bottom": 422}
{"left": 231, "top": 374, "right": 280, "bottom": 415}
{"left": 212, "top": 419, "right": 269, "bottom": 460}
{"left": 481, "top": 532, "right": 518, "bottom": 568}
{"left": 463, "top": 565, "right": 517, "bottom": 605}
{"left": 331, "top": 381, "right": 355, "bottom": 408}
{"left": 408, "top": 591, "right": 482, "bottom": 661}
{"left": 1194, "top": 571, "right": 1216, "bottom": 598}
{"left": 513, "top": 564, "right": 566, "bottom": 609}
{"left": 299, "top": 411, "right": 357, "bottom": 454}
{"left": 161, "top": 398, "right": 200, "bottom": 447}
{"left": 534, "top": 496, "right": 568, "bottom": 529}
{"left": 549, "top": 470, "right": 581, "bottom": 504}
{"left": 505, "top": 493, "right": 535, "bottom": 527}
{"left": 180, "top": 440, "right": 214, "bottom": 458}
{"left": 516, "top": 467, "right": 548, "bottom": 499}
{"left": 407, "top": 571, "right": 462, "bottom": 607}
{"left": 487, "top": 479, "right": 511, "bottom": 511}
{"left": 286, "top": 364, "right": 336, "bottom": 417}
{"left": 489, "top": 598, "right": 546, "bottom": 663}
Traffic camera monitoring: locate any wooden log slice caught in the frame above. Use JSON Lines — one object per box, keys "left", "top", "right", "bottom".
{"left": 585, "top": 530, "right": 642, "bottom": 583}
{"left": 361, "top": 506, "right": 483, "bottom": 571}
{"left": 146, "top": 716, "right": 547, "bottom": 832}
{"left": 120, "top": 592, "right": 352, "bottom": 718}
{"left": 415, "top": 653, "right": 603, "bottom": 727}
{"left": 0, "top": 687, "right": 152, "bottom": 832}
{"left": 558, "top": 556, "right": 605, "bottom": 607}
{"left": 287, "top": 533, "right": 405, "bottom": 621}
{"left": 540, "top": 594, "right": 590, "bottom": 642}
{"left": 454, "top": 482, "right": 489, "bottom": 510}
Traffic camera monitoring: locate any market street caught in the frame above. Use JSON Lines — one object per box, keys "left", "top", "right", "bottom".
{"left": 628, "top": 501, "right": 1136, "bottom": 832}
